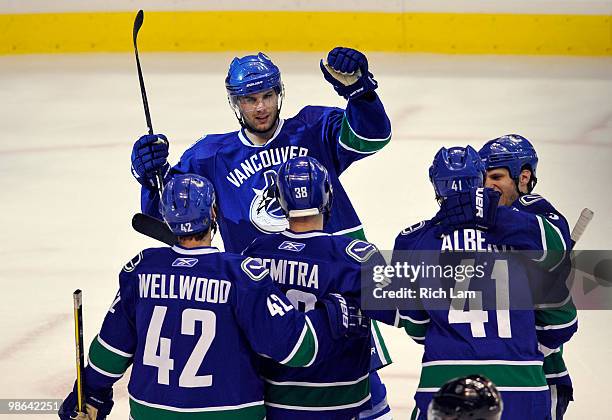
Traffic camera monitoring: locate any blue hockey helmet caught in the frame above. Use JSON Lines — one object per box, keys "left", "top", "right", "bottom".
{"left": 276, "top": 156, "right": 333, "bottom": 218}
{"left": 225, "top": 53, "right": 283, "bottom": 98}
{"left": 427, "top": 375, "right": 503, "bottom": 420}
{"left": 429, "top": 146, "right": 485, "bottom": 200}
{"left": 160, "top": 174, "right": 215, "bottom": 236}
{"left": 479, "top": 134, "right": 538, "bottom": 191}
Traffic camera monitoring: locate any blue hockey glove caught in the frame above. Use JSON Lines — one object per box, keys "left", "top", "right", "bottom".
{"left": 320, "top": 47, "right": 378, "bottom": 99}
{"left": 58, "top": 383, "right": 113, "bottom": 420}
{"left": 319, "top": 293, "right": 370, "bottom": 339}
{"left": 432, "top": 187, "right": 500, "bottom": 236}
{"left": 131, "top": 134, "right": 170, "bottom": 188}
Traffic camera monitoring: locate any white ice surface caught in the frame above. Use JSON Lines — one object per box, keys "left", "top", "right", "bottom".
{"left": 0, "top": 52, "right": 610, "bottom": 419}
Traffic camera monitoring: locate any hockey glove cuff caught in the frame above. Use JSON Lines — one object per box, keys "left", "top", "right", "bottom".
{"left": 319, "top": 293, "right": 370, "bottom": 339}
{"left": 58, "top": 383, "right": 114, "bottom": 420}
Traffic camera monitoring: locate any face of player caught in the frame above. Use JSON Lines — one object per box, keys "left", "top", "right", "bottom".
{"left": 484, "top": 167, "right": 519, "bottom": 206}
{"left": 237, "top": 89, "right": 279, "bottom": 134}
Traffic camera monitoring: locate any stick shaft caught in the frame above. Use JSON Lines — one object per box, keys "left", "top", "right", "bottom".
{"left": 132, "top": 10, "right": 164, "bottom": 199}
{"left": 73, "top": 290, "right": 85, "bottom": 413}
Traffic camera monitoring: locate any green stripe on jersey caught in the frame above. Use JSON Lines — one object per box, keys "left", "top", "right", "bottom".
{"left": 283, "top": 321, "right": 317, "bottom": 367}
{"left": 343, "top": 227, "right": 367, "bottom": 241}
{"left": 339, "top": 116, "right": 390, "bottom": 154}
{"left": 537, "top": 215, "right": 566, "bottom": 270}
{"left": 88, "top": 335, "right": 131, "bottom": 375}
{"left": 543, "top": 347, "right": 568, "bottom": 376}
{"left": 265, "top": 375, "right": 370, "bottom": 408}
{"left": 129, "top": 399, "right": 265, "bottom": 420}
{"left": 535, "top": 301, "right": 577, "bottom": 327}
{"left": 418, "top": 363, "right": 547, "bottom": 389}
{"left": 371, "top": 319, "right": 392, "bottom": 366}
{"left": 399, "top": 317, "right": 428, "bottom": 340}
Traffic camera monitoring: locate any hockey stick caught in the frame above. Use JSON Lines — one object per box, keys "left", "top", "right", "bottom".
{"left": 570, "top": 208, "right": 594, "bottom": 243}
{"left": 72, "top": 290, "right": 86, "bottom": 415}
{"left": 132, "top": 213, "right": 177, "bottom": 246}
{"left": 133, "top": 10, "right": 165, "bottom": 200}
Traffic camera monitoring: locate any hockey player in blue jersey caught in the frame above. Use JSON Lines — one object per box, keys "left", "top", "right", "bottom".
{"left": 388, "top": 146, "right": 577, "bottom": 420}
{"left": 58, "top": 174, "right": 364, "bottom": 420}
{"left": 479, "top": 134, "right": 575, "bottom": 419}
{"left": 130, "top": 47, "right": 393, "bottom": 412}
{"left": 130, "top": 48, "right": 391, "bottom": 252}
{"left": 242, "top": 156, "right": 391, "bottom": 420}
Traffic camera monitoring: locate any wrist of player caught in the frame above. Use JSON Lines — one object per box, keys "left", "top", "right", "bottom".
{"left": 58, "top": 384, "right": 114, "bottom": 420}
{"left": 318, "top": 293, "right": 369, "bottom": 339}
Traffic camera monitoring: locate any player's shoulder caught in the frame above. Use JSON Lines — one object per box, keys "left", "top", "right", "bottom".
{"left": 325, "top": 235, "right": 381, "bottom": 265}
{"left": 120, "top": 247, "right": 168, "bottom": 274}
{"left": 515, "top": 193, "right": 561, "bottom": 214}
{"left": 242, "top": 233, "right": 284, "bottom": 254}
{"left": 184, "top": 132, "right": 236, "bottom": 157}
{"left": 291, "top": 105, "right": 343, "bottom": 125}
{"left": 394, "top": 220, "right": 432, "bottom": 249}
{"left": 220, "top": 251, "right": 271, "bottom": 286}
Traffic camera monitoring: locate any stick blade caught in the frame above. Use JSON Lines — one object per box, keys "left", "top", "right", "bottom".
{"left": 133, "top": 10, "right": 144, "bottom": 46}
{"left": 132, "top": 213, "right": 178, "bottom": 246}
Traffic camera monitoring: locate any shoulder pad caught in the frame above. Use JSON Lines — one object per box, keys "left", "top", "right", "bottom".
{"left": 240, "top": 257, "right": 269, "bottom": 282}
{"left": 518, "top": 194, "right": 545, "bottom": 207}
{"left": 400, "top": 221, "right": 426, "bottom": 236}
{"left": 122, "top": 252, "right": 143, "bottom": 273}
{"left": 345, "top": 240, "right": 378, "bottom": 263}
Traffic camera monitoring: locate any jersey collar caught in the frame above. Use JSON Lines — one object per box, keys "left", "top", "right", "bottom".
{"left": 281, "top": 229, "right": 330, "bottom": 239}
{"left": 171, "top": 245, "right": 220, "bottom": 255}
{"left": 238, "top": 118, "right": 284, "bottom": 147}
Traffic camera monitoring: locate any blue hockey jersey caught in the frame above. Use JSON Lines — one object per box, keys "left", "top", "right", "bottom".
{"left": 82, "top": 245, "right": 341, "bottom": 419}
{"left": 140, "top": 96, "right": 391, "bottom": 253}
{"left": 513, "top": 193, "right": 575, "bottom": 390}
{"left": 390, "top": 207, "right": 577, "bottom": 420}
{"left": 242, "top": 230, "right": 382, "bottom": 418}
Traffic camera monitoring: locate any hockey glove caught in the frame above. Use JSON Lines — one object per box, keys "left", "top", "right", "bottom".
{"left": 319, "top": 293, "right": 370, "bottom": 339}
{"left": 320, "top": 47, "right": 378, "bottom": 100}
{"left": 58, "top": 383, "right": 113, "bottom": 420}
{"left": 131, "top": 133, "right": 170, "bottom": 188}
{"left": 432, "top": 187, "right": 500, "bottom": 236}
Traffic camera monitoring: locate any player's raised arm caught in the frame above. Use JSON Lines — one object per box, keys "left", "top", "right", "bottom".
{"left": 320, "top": 47, "right": 391, "bottom": 172}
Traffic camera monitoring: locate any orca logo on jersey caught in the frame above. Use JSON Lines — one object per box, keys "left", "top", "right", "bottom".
{"left": 250, "top": 170, "right": 289, "bottom": 234}
{"left": 171, "top": 257, "right": 199, "bottom": 268}
{"left": 122, "top": 252, "right": 143, "bottom": 272}
{"left": 241, "top": 257, "right": 270, "bottom": 282}
{"left": 475, "top": 188, "right": 484, "bottom": 218}
{"left": 278, "top": 241, "right": 306, "bottom": 252}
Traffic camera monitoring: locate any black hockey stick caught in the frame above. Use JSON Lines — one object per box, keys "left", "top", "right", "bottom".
{"left": 72, "top": 290, "right": 86, "bottom": 415}
{"left": 132, "top": 213, "right": 177, "bottom": 246}
{"left": 133, "top": 10, "right": 165, "bottom": 199}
